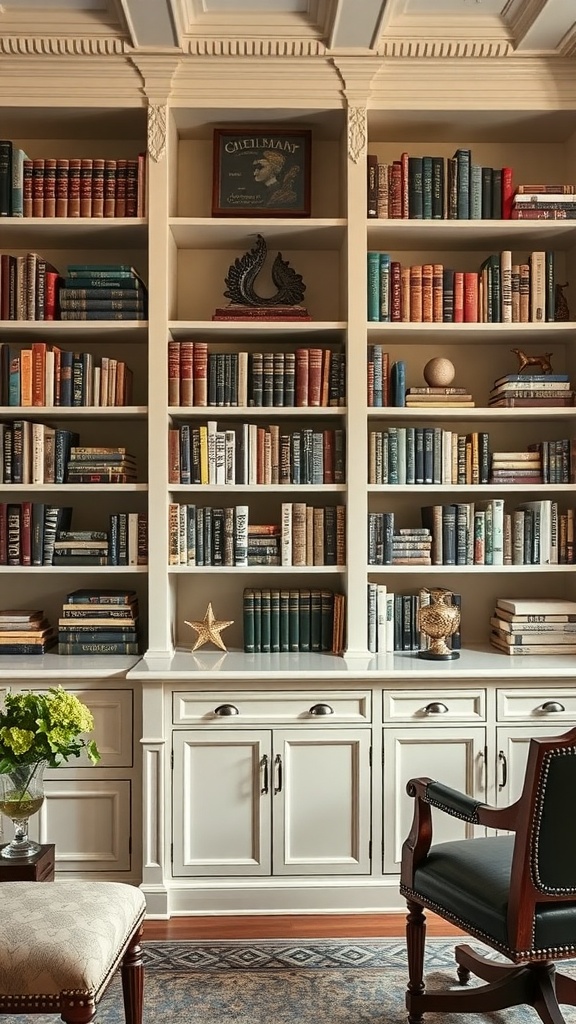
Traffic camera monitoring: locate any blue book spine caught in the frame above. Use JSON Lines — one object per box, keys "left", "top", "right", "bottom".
{"left": 367, "top": 251, "right": 380, "bottom": 322}
{"left": 470, "top": 164, "right": 482, "bottom": 219}
{"left": 391, "top": 360, "right": 406, "bottom": 407}
{"left": 422, "top": 156, "right": 433, "bottom": 219}
{"left": 454, "top": 148, "right": 471, "bottom": 219}
{"left": 59, "top": 350, "right": 73, "bottom": 407}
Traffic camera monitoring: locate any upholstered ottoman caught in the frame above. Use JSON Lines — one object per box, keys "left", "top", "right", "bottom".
{"left": 0, "top": 880, "right": 146, "bottom": 1023}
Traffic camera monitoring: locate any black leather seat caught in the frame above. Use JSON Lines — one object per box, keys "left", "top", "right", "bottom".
{"left": 400, "top": 726, "right": 576, "bottom": 1024}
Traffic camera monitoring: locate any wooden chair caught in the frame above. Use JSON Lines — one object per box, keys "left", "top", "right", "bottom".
{"left": 400, "top": 725, "right": 576, "bottom": 1024}
{"left": 0, "top": 879, "right": 145, "bottom": 1023}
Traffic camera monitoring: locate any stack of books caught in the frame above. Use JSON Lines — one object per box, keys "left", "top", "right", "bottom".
{"left": 58, "top": 589, "right": 139, "bottom": 655}
{"left": 58, "top": 263, "right": 147, "bottom": 321}
{"left": 248, "top": 524, "right": 281, "bottom": 567}
{"left": 405, "top": 387, "right": 474, "bottom": 408}
{"left": 489, "top": 372, "right": 573, "bottom": 408}
{"left": 392, "top": 529, "right": 432, "bottom": 565}
{"left": 0, "top": 609, "right": 56, "bottom": 655}
{"left": 490, "top": 597, "right": 576, "bottom": 655}
{"left": 511, "top": 185, "right": 576, "bottom": 221}
{"left": 53, "top": 529, "right": 109, "bottom": 567}
{"left": 66, "top": 446, "right": 137, "bottom": 484}
{"left": 490, "top": 450, "right": 543, "bottom": 485}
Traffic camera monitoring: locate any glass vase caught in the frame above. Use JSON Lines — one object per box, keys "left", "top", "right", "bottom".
{"left": 0, "top": 761, "right": 47, "bottom": 858}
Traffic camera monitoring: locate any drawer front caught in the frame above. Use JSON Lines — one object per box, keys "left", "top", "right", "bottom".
{"left": 173, "top": 691, "right": 372, "bottom": 725}
{"left": 497, "top": 689, "right": 576, "bottom": 722}
{"left": 384, "top": 689, "right": 486, "bottom": 724}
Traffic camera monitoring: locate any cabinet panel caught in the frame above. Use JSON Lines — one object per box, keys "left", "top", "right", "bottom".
{"left": 173, "top": 690, "right": 371, "bottom": 725}
{"left": 172, "top": 730, "right": 272, "bottom": 877}
{"left": 383, "top": 727, "right": 486, "bottom": 874}
{"left": 493, "top": 726, "right": 571, "bottom": 809}
{"left": 272, "top": 728, "right": 371, "bottom": 876}
{"left": 43, "top": 689, "right": 134, "bottom": 769}
{"left": 35, "top": 779, "right": 131, "bottom": 872}
{"left": 384, "top": 689, "right": 485, "bottom": 723}
{"left": 497, "top": 689, "right": 576, "bottom": 723}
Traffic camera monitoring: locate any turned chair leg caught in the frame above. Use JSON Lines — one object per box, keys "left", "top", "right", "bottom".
{"left": 121, "top": 927, "right": 145, "bottom": 1024}
{"left": 406, "top": 900, "right": 427, "bottom": 1024}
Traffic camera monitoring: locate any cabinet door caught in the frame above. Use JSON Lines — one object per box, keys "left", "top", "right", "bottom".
{"left": 272, "top": 728, "right": 371, "bottom": 876}
{"left": 34, "top": 779, "right": 131, "bottom": 872}
{"left": 172, "top": 730, "right": 272, "bottom": 877}
{"left": 494, "top": 726, "right": 567, "bottom": 811}
{"left": 383, "top": 727, "right": 486, "bottom": 874}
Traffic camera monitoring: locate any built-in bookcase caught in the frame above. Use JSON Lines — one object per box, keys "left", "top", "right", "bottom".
{"left": 0, "top": 106, "right": 150, "bottom": 658}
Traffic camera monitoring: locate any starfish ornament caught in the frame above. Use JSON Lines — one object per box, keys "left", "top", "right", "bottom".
{"left": 184, "top": 603, "right": 234, "bottom": 652}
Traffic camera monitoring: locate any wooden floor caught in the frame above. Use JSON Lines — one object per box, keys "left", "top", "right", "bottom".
{"left": 143, "top": 913, "right": 463, "bottom": 941}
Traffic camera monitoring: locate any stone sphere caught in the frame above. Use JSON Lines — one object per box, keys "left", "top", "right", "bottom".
{"left": 423, "top": 357, "right": 456, "bottom": 387}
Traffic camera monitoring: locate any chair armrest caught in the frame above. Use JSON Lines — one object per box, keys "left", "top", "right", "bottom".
{"left": 406, "top": 776, "right": 520, "bottom": 830}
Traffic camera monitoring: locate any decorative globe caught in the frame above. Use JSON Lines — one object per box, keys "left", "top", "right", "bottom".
{"left": 423, "top": 357, "right": 456, "bottom": 387}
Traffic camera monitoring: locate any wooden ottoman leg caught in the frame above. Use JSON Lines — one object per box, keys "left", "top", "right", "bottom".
{"left": 121, "top": 926, "right": 145, "bottom": 1024}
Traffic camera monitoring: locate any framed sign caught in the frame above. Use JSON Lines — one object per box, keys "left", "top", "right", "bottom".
{"left": 212, "top": 127, "right": 311, "bottom": 217}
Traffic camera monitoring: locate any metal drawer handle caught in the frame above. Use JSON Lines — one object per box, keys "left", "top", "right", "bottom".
{"left": 423, "top": 702, "right": 448, "bottom": 715}
{"left": 540, "top": 701, "right": 565, "bottom": 713}
{"left": 309, "top": 703, "right": 334, "bottom": 716}
{"left": 214, "top": 704, "right": 239, "bottom": 716}
{"left": 498, "top": 750, "right": 508, "bottom": 790}
{"left": 260, "top": 754, "right": 269, "bottom": 795}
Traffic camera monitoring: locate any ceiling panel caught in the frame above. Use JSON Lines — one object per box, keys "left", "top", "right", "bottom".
{"left": 203, "top": 0, "right": 308, "bottom": 11}
{"left": 402, "top": 0, "right": 506, "bottom": 12}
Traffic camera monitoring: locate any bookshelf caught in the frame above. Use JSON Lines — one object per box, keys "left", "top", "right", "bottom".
{"left": 2, "top": 74, "right": 576, "bottom": 913}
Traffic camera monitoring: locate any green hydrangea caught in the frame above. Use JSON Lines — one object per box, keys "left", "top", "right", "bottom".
{"left": 0, "top": 688, "right": 101, "bottom": 773}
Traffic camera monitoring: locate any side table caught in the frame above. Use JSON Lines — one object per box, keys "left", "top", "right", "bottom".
{"left": 0, "top": 843, "right": 55, "bottom": 882}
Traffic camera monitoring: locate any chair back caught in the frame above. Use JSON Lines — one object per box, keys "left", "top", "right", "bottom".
{"left": 508, "top": 725, "right": 576, "bottom": 949}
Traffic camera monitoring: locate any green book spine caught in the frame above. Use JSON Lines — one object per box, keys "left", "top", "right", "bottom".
{"left": 288, "top": 589, "right": 300, "bottom": 652}
{"left": 280, "top": 590, "right": 290, "bottom": 652}
{"left": 243, "top": 588, "right": 255, "bottom": 654}
{"left": 321, "top": 591, "right": 334, "bottom": 651}
{"left": 253, "top": 589, "right": 262, "bottom": 652}
{"left": 260, "top": 588, "right": 271, "bottom": 653}
{"left": 270, "top": 589, "right": 280, "bottom": 653}
{"left": 310, "top": 589, "right": 322, "bottom": 651}
{"left": 299, "top": 588, "right": 311, "bottom": 652}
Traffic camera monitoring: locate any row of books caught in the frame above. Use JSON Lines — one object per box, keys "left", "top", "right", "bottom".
{"left": 0, "top": 608, "right": 56, "bottom": 655}
{"left": 168, "top": 341, "right": 346, "bottom": 408}
{"left": 1, "top": 424, "right": 78, "bottom": 484}
{"left": 0, "top": 251, "right": 60, "bottom": 321}
{"left": 368, "top": 428, "right": 576, "bottom": 486}
{"left": 489, "top": 597, "right": 576, "bottom": 655}
{"left": 369, "top": 500, "right": 574, "bottom": 566}
{"left": 366, "top": 352, "right": 407, "bottom": 408}
{"left": 367, "top": 251, "right": 556, "bottom": 324}
{"left": 367, "top": 584, "right": 461, "bottom": 654}
{"left": 511, "top": 188, "right": 576, "bottom": 220}
{"left": 0, "top": 344, "right": 134, "bottom": 407}
{"left": 168, "top": 502, "right": 346, "bottom": 568}
{"left": 242, "top": 587, "right": 345, "bottom": 655}
{"left": 366, "top": 151, "right": 513, "bottom": 220}
{"left": 168, "top": 423, "right": 345, "bottom": 487}
{"left": 57, "top": 588, "right": 140, "bottom": 656}
{"left": 0, "top": 504, "right": 147, "bottom": 566}
{"left": 57, "top": 264, "right": 147, "bottom": 321}
{"left": 0, "top": 143, "right": 146, "bottom": 218}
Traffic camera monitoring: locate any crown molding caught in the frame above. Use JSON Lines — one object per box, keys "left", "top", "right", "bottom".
{"left": 373, "top": 8, "right": 513, "bottom": 58}
{"left": 0, "top": 56, "right": 144, "bottom": 105}
{"left": 369, "top": 56, "right": 576, "bottom": 108}
{"left": 130, "top": 55, "right": 181, "bottom": 104}
{"left": 375, "top": 39, "right": 512, "bottom": 58}
{"left": 331, "top": 55, "right": 382, "bottom": 102}
{"left": 0, "top": 37, "right": 128, "bottom": 56}
{"left": 170, "top": 56, "right": 343, "bottom": 106}
{"left": 182, "top": 38, "right": 327, "bottom": 57}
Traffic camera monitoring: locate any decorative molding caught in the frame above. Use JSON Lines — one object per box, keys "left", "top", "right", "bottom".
{"left": 130, "top": 55, "right": 180, "bottom": 105}
{"left": 331, "top": 56, "right": 382, "bottom": 103}
{"left": 504, "top": 0, "right": 550, "bottom": 44}
{"left": 0, "top": 36, "right": 127, "bottom": 56}
{"left": 148, "top": 104, "right": 167, "bottom": 163}
{"left": 171, "top": 57, "right": 342, "bottom": 107}
{"left": 347, "top": 106, "right": 367, "bottom": 164}
{"left": 377, "top": 39, "right": 512, "bottom": 58}
{"left": 183, "top": 39, "right": 327, "bottom": 57}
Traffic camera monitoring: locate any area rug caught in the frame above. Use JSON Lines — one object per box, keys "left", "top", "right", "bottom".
{"left": 7, "top": 938, "right": 576, "bottom": 1023}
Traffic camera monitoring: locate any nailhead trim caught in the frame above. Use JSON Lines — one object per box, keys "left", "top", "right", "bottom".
{"left": 531, "top": 747, "right": 576, "bottom": 897}
{"left": 400, "top": 884, "right": 576, "bottom": 964}
{"left": 424, "top": 792, "right": 480, "bottom": 824}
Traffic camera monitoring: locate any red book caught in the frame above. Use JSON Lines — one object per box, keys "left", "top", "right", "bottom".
{"left": 192, "top": 341, "right": 208, "bottom": 407}
{"left": 433, "top": 263, "right": 443, "bottom": 322}
{"left": 44, "top": 271, "right": 60, "bottom": 321}
{"left": 23, "top": 159, "right": 33, "bottom": 217}
{"left": 125, "top": 159, "right": 138, "bottom": 217}
{"left": 463, "top": 271, "right": 479, "bottom": 322}
{"left": 55, "top": 158, "right": 69, "bottom": 217}
{"left": 91, "top": 158, "right": 105, "bottom": 217}
{"left": 79, "top": 158, "right": 93, "bottom": 217}
{"left": 308, "top": 348, "right": 322, "bottom": 407}
{"left": 389, "top": 162, "right": 402, "bottom": 218}
{"left": 501, "top": 166, "right": 514, "bottom": 219}
{"left": 32, "top": 158, "right": 45, "bottom": 217}
{"left": 422, "top": 264, "right": 433, "bottom": 322}
{"left": 20, "top": 501, "right": 32, "bottom": 566}
{"left": 115, "top": 160, "right": 127, "bottom": 217}
{"left": 43, "top": 158, "right": 57, "bottom": 218}
{"left": 103, "top": 159, "right": 116, "bottom": 217}
{"left": 179, "top": 341, "right": 194, "bottom": 406}
{"left": 68, "top": 158, "right": 81, "bottom": 218}
{"left": 453, "top": 272, "right": 464, "bottom": 322}
{"left": 409, "top": 265, "right": 422, "bottom": 322}
{"left": 295, "top": 348, "right": 310, "bottom": 406}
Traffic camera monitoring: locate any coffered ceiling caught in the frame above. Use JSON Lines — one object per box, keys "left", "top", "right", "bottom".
{"left": 1, "top": 0, "right": 575, "bottom": 57}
